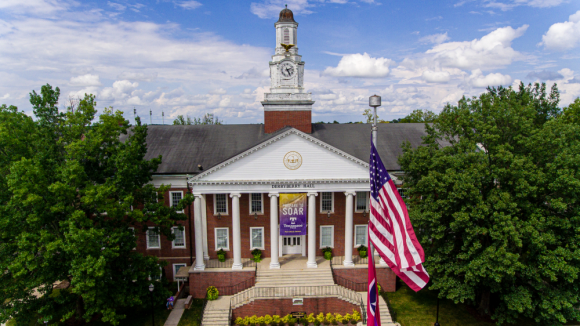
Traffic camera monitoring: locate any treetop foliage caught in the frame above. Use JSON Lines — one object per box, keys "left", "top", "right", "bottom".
{"left": 0, "top": 84, "right": 192, "bottom": 325}
{"left": 173, "top": 113, "right": 222, "bottom": 125}
{"left": 399, "top": 82, "right": 580, "bottom": 325}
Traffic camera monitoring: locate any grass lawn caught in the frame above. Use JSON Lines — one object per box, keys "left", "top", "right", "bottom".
{"left": 177, "top": 299, "right": 206, "bottom": 326}
{"left": 383, "top": 282, "right": 542, "bottom": 326}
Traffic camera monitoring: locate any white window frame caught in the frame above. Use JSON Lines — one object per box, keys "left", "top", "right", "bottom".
{"left": 397, "top": 188, "right": 408, "bottom": 199}
{"left": 249, "top": 193, "right": 264, "bottom": 215}
{"left": 128, "top": 227, "right": 136, "bottom": 250}
{"left": 171, "top": 226, "right": 186, "bottom": 249}
{"left": 170, "top": 191, "right": 184, "bottom": 213}
{"left": 354, "top": 224, "right": 368, "bottom": 248}
{"left": 214, "top": 227, "right": 230, "bottom": 251}
{"left": 249, "top": 227, "right": 265, "bottom": 250}
{"left": 213, "top": 194, "right": 229, "bottom": 215}
{"left": 319, "top": 192, "right": 334, "bottom": 213}
{"left": 172, "top": 263, "right": 187, "bottom": 281}
{"left": 319, "top": 225, "right": 334, "bottom": 248}
{"left": 355, "top": 192, "right": 369, "bottom": 213}
{"left": 146, "top": 227, "right": 161, "bottom": 249}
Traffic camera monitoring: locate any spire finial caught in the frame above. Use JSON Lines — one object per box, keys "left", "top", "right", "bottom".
{"left": 285, "top": 4, "right": 287, "bottom": 8}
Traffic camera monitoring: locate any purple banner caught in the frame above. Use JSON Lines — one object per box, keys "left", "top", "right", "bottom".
{"left": 279, "top": 193, "right": 307, "bottom": 236}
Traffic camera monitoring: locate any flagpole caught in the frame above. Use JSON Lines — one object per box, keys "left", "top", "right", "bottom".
{"left": 369, "top": 95, "right": 381, "bottom": 261}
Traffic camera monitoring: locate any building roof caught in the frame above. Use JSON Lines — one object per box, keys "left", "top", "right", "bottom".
{"left": 141, "top": 123, "right": 442, "bottom": 174}
{"left": 277, "top": 6, "right": 296, "bottom": 23}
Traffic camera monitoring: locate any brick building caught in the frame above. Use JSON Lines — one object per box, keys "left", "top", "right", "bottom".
{"left": 134, "top": 7, "right": 433, "bottom": 316}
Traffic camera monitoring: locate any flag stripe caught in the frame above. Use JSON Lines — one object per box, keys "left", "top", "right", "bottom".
{"left": 368, "top": 139, "right": 429, "bottom": 294}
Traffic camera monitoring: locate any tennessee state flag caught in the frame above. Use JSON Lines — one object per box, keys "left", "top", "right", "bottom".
{"left": 367, "top": 228, "right": 381, "bottom": 326}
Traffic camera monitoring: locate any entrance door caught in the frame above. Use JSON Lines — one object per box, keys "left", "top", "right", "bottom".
{"left": 282, "top": 236, "right": 302, "bottom": 255}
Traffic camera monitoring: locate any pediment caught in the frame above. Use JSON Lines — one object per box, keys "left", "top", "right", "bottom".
{"left": 189, "top": 128, "right": 369, "bottom": 183}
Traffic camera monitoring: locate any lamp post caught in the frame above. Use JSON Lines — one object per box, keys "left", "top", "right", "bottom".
{"left": 434, "top": 297, "right": 440, "bottom": 326}
{"left": 149, "top": 283, "right": 155, "bottom": 326}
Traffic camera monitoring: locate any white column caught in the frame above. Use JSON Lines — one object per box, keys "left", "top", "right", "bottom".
{"left": 193, "top": 194, "right": 205, "bottom": 270}
{"left": 269, "top": 193, "right": 280, "bottom": 269}
{"left": 230, "top": 193, "right": 243, "bottom": 270}
{"left": 344, "top": 191, "right": 355, "bottom": 266}
{"left": 307, "top": 192, "right": 318, "bottom": 268}
{"left": 201, "top": 194, "right": 209, "bottom": 260}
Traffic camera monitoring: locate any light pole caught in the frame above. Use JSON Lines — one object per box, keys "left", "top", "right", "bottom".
{"left": 368, "top": 95, "right": 381, "bottom": 262}
{"left": 434, "top": 297, "right": 440, "bottom": 326}
{"left": 149, "top": 283, "right": 155, "bottom": 326}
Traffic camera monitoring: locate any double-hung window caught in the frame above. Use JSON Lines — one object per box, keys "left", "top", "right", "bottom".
{"left": 173, "top": 263, "right": 187, "bottom": 281}
{"left": 172, "top": 227, "right": 186, "bottom": 248}
{"left": 320, "top": 225, "right": 334, "bottom": 248}
{"left": 355, "top": 192, "right": 369, "bottom": 212}
{"left": 147, "top": 228, "right": 160, "bottom": 249}
{"left": 250, "top": 227, "right": 264, "bottom": 249}
{"left": 170, "top": 191, "right": 184, "bottom": 213}
{"left": 214, "top": 194, "right": 228, "bottom": 215}
{"left": 320, "top": 192, "right": 333, "bottom": 212}
{"left": 250, "top": 193, "right": 263, "bottom": 214}
{"left": 397, "top": 188, "right": 408, "bottom": 199}
{"left": 215, "top": 227, "right": 229, "bottom": 250}
{"left": 354, "top": 225, "right": 368, "bottom": 247}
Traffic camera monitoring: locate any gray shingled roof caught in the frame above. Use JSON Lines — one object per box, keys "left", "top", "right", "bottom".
{"left": 142, "top": 123, "right": 438, "bottom": 174}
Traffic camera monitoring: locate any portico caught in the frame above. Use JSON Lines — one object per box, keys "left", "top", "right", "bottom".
{"left": 188, "top": 128, "right": 374, "bottom": 270}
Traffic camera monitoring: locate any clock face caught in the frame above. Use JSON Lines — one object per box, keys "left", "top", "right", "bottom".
{"left": 280, "top": 62, "right": 295, "bottom": 78}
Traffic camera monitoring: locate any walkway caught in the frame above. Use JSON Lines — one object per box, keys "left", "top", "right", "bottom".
{"left": 163, "top": 298, "right": 187, "bottom": 326}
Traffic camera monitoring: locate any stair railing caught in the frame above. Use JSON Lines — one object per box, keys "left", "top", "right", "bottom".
{"left": 229, "top": 285, "right": 363, "bottom": 309}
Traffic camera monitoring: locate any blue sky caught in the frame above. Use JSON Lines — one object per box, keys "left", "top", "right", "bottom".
{"left": 1, "top": 0, "right": 579, "bottom": 124}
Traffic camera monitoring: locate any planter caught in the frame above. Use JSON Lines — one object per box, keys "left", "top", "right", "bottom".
{"left": 324, "top": 251, "right": 332, "bottom": 260}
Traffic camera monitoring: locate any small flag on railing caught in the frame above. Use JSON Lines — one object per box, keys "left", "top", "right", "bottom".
{"left": 368, "top": 140, "right": 429, "bottom": 292}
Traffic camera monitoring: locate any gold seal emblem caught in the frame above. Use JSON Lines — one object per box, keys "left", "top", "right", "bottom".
{"left": 283, "top": 151, "right": 302, "bottom": 170}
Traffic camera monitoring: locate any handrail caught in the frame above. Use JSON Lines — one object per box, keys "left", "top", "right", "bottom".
{"left": 216, "top": 276, "right": 255, "bottom": 296}
{"left": 229, "top": 285, "right": 363, "bottom": 309}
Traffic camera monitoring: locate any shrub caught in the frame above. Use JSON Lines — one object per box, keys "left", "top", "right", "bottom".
{"left": 322, "top": 247, "right": 333, "bottom": 260}
{"left": 273, "top": 315, "right": 281, "bottom": 325}
{"left": 351, "top": 310, "right": 361, "bottom": 323}
{"left": 325, "top": 313, "right": 335, "bottom": 325}
{"left": 306, "top": 313, "right": 316, "bottom": 324}
{"left": 206, "top": 286, "right": 219, "bottom": 300}
{"left": 335, "top": 314, "right": 344, "bottom": 325}
{"left": 249, "top": 315, "right": 259, "bottom": 326}
{"left": 217, "top": 248, "right": 226, "bottom": 262}
{"left": 281, "top": 314, "right": 292, "bottom": 324}
{"left": 343, "top": 313, "right": 351, "bottom": 325}
{"left": 251, "top": 248, "right": 263, "bottom": 262}
{"left": 236, "top": 317, "right": 244, "bottom": 325}
{"left": 356, "top": 245, "right": 368, "bottom": 258}
{"left": 264, "top": 315, "right": 273, "bottom": 325}
{"left": 289, "top": 317, "right": 297, "bottom": 326}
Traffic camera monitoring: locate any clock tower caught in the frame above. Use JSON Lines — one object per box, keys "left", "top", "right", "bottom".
{"left": 262, "top": 6, "right": 314, "bottom": 134}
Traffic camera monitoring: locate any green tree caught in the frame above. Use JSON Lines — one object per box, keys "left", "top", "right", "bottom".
{"left": 173, "top": 113, "right": 222, "bottom": 125}
{"left": 399, "top": 83, "right": 580, "bottom": 325}
{"left": 398, "top": 109, "right": 438, "bottom": 123}
{"left": 562, "top": 97, "right": 580, "bottom": 124}
{"left": 0, "top": 84, "right": 192, "bottom": 325}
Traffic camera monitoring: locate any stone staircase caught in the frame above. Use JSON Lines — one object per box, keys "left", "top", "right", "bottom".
{"left": 201, "top": 295, "right": 232, "bottom": 326}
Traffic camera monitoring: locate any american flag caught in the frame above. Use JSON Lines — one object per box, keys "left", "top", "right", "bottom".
{"left": 368, "top": 140, "right": 429, "bottom": 292}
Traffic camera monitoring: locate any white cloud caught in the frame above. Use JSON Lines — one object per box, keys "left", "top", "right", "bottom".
{"left": 69, "top": 74, "right": 102, "bottom": 87}
{"left": 0, "top": 0, "right": 71, "bottom": 14}
{"left": 210, "top": 88, "right": 227, "bottom": 94}
{"left": 117, "top": 71, "right": 158, "bottom": 81}
{"left": 323, "top": 53, "right": 394, "bottom": 78}
{"left": 422, "top": 70, "right": 451, "bottom": 83}
{"left": 426, "top": 25, "right": 528, "bottom": 70}
{"left": 251, "top": 0, "right": 313, "bottom": 19}
{"left": 540, "top": 10, "right": 580, "bottom": 51}
{"left": 484, "top": 0, "right": 565, "bottom": 11}
{"left": 175, "top": 1, "right": 202, "bottom": 10}
{"left": 107, "top": 2, "right": 126, "bottom": 11}
{"left": 419, "top": 33, "right": 450, "bottom": 44}
{"left": 468, "top": 69, "right": 512, "bottom": 87}
{"left": 99, "top": 80, "right": 139, "bottom": 101}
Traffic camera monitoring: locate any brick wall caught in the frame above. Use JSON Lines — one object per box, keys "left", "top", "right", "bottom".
{"left": 265, "top": 111, "right": 312, "bottom": 134}
{"left": 232, "top": 298, "right": 360, "bottom": 319}
{"left": 133, "top": 187, "right": 195, "bottom": 281}
{"left": 189, "top": 271, "right": 255, "bottom": 298}
{"left": 333, "top": 267, "right": 396, "bottom": 293}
